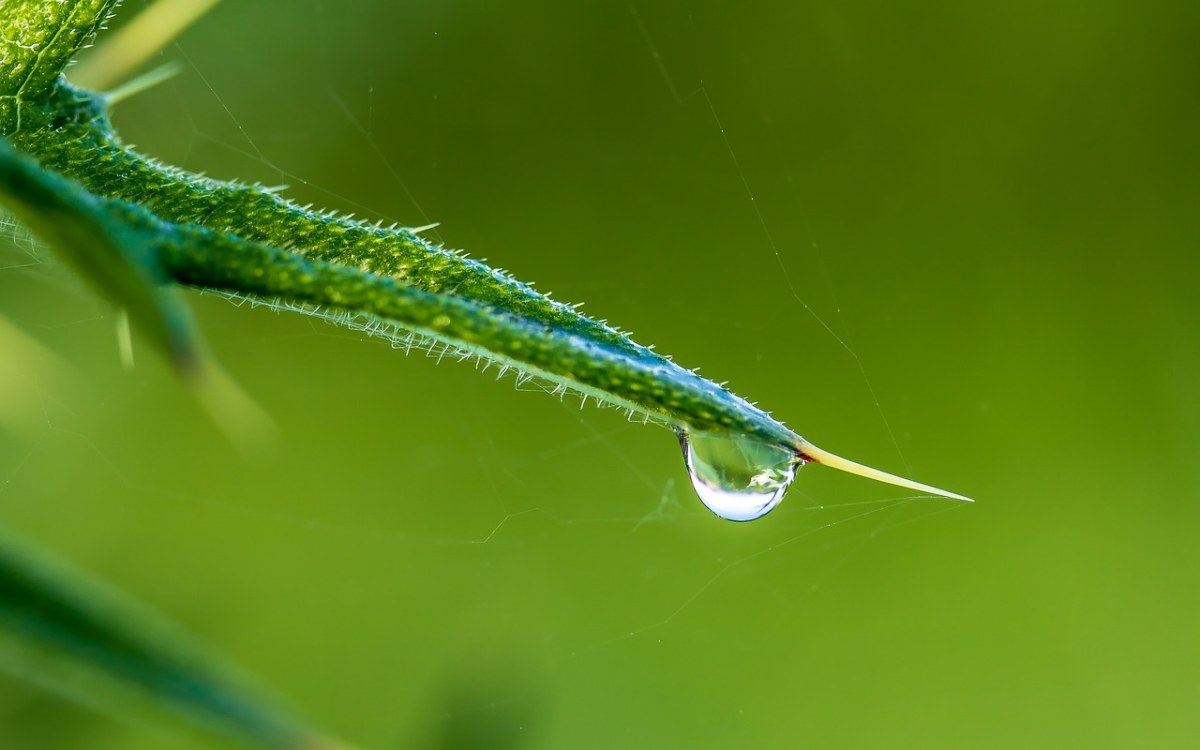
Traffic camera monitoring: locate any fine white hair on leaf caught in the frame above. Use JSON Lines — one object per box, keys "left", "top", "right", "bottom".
{"left": 206, "top": 289, "right": 675, "bottom": 427}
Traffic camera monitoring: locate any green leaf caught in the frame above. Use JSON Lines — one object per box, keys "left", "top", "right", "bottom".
{"left": 0, "top": 531, "right": 351, "bottom": 749}
{"left": 5, "top": 0, "right": 967, "bottom": 526}
{"left": 2, "top": 23, "right": 970, "bottom": 501}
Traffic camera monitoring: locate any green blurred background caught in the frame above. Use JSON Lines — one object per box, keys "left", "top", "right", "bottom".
{"left": 2, "top": 0, "right": 1198, "bottom": 747}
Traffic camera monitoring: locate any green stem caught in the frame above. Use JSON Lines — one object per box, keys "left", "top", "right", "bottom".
{"left": 0, "top": 0, "right": 118, "bottom": 134}
{"left": 1, "top": 1, "right": 804, "bottom": 446}
{"left": 0, "top": 137, "right": 796, "bottom": 442}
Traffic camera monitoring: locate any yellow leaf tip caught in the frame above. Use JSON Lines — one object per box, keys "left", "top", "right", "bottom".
{"left": 796, "top": 440, "right": 973, "bottom": 502}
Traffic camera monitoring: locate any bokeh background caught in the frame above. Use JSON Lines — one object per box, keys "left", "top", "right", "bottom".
{"left": 2, "top": 0, "right": 1198, "bottom": 747}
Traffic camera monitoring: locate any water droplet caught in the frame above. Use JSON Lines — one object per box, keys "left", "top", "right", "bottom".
{"left": 681, "top": 431, "right": 799, "bottom": 521}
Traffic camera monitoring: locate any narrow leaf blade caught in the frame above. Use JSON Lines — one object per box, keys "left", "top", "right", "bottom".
{"left": 0, "top": 531, "right": 349, "bottom": 749}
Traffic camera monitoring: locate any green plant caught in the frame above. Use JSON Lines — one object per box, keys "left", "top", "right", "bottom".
{"left": 0, "top": 1, "right": 969, "bottom": 747}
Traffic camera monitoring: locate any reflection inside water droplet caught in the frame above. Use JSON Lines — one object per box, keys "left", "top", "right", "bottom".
{"left": 681, "top": 431, "right": 800, "bottom": 521}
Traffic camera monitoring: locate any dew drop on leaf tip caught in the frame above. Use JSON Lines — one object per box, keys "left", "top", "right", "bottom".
{"left": 680, "top": 430, "right": 973, "bottom": 522}
{"left": 681, "top": 431, "right": 800, "bottom": 521}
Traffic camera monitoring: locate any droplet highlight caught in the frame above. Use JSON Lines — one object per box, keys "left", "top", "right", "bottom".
{"left": 682, "top": 431, "right": 799, "bottom": 521}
